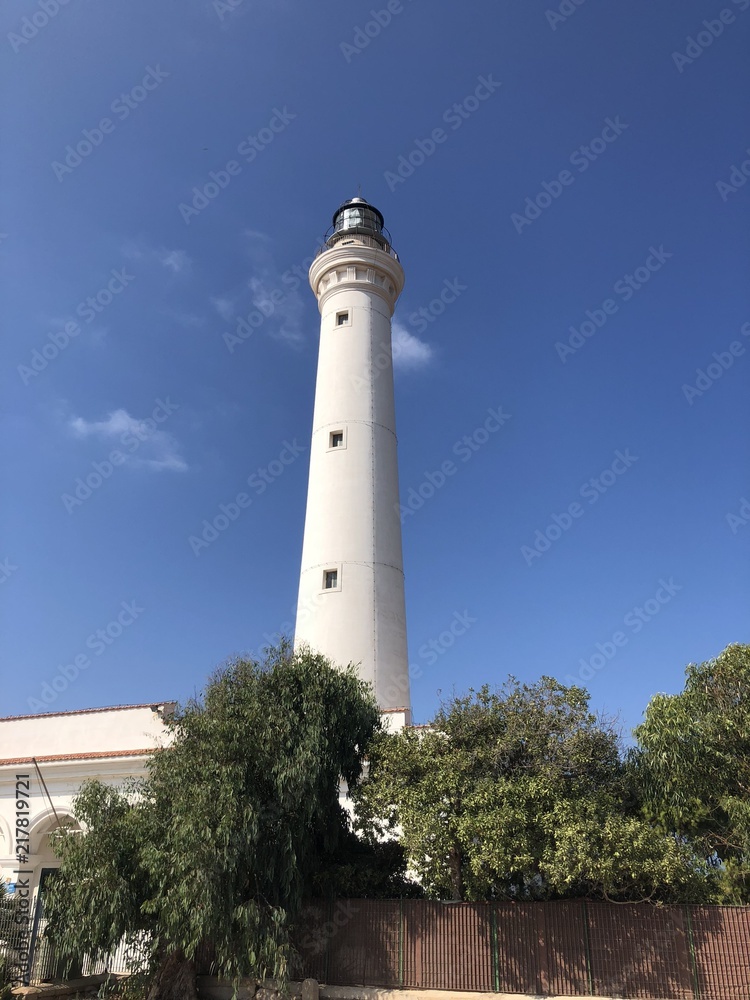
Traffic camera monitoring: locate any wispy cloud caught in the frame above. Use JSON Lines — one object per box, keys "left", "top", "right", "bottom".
{"left": 392, "top": 321, "right": 434, "bottom": 372}
{"left": 159, "top": 249, "right": 191, "bottom": 274}
{"left": 122, "top": 240, "right": 193, "bottom": 276}
{"left": 242, "top": 229, "right": 272, "bottom": 257}
{"left": 48, "top": 316, "right": 108, "bottom": 346}
{"left": 210, "top": 230, "right": 305, "bottom": 346}
{"left": 160, "top": 308, "right": 205, "bottom": 329}
{"left": 89, "top": 326, "right": 108, "bottom": 346}
{"left": 211, "top": 296, "right": 235, "bottom": 322}
{"left": 69, "top": 408, "right": 187, "bottom": 472}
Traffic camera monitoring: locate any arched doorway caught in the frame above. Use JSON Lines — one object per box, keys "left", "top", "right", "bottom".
{"left": 27, "top": 813, "right": 80, "bottom": 983}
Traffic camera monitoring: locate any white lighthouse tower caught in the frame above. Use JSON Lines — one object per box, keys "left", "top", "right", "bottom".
{"left": 294, "top": 197, "right": 410, "bottom": 719}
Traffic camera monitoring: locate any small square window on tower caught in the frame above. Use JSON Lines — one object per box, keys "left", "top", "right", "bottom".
{"left": 336, "top": 310, "right": 349, "bottom": 326}
{"left": 329, "top": 431, "right": 344, "bottom": 449}
{"left": 323, "top": 569, "right": 338, "bottom": 590}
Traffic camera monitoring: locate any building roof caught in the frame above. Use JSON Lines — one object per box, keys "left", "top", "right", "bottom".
{"left": 0, "top": 702, "right": 413, "bottom": 767}
{"left": 0, "top": 748, "right": 157, "bottom": 767}
{"left": 0, "top": 702, "right": 176, "bottom": 724}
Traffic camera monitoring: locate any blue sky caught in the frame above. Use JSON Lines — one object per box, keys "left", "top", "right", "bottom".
{"left": 2, "top": 0, "right": 748, "bottom": 735}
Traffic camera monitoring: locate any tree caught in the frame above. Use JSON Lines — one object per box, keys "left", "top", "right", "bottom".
{"left": 310, "top": 829, "right": 422, "bottom": 900}
{"left": 633, "top": 642, "right": 750, "bottom": 902}
{"left": 43, "top": 646, "right": 381, "bottom": 1000}
{"left": 354, "top": 677, "right": 714, "bottom": 902}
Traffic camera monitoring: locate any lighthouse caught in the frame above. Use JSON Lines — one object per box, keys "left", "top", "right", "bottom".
{"left": 294, "top": 197, "right": 411, "bottom": 719}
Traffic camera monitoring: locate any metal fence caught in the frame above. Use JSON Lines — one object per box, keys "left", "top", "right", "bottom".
{"left": 4, "top": 897, "right": 749, "bottom": 996}
{"left": 294, "top": 899, "right": 750, "bottom": 998}
{"left": 0, "top": 904, "right": 145, "bottom": 986}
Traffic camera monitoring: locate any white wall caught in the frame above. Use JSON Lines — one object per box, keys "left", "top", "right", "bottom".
{"left": 0, "top": 704, "right": 174, "bottom": 760}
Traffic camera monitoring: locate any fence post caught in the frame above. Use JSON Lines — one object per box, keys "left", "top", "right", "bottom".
{"left": 414, "top": 901, "right": 423, "bottom": 988}
{"left": 536, "top": 904, "right": 551, "bottom": 995}
{"left": 323, "top": 897, "right": 333, "bottom": 985}
{"left": 398, "top": 898, "right": 404, "bottom": 987}
{"left": 581, "top": 900, "right": 594, "bottom": 996}
{"left": 491, "top": 905, "right": 499, "bottom": 993}
{"left": 684, "top": 906, "right": 701, "bottom": 1000}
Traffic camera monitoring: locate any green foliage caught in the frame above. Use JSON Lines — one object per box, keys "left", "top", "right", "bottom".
{"left": 540, "top": 803, "right": 713, "bottom": 903}
{"left": 311, "top": 829, "right": 422, "bottom": 899}
{"left": 354, "top": 677, "right": 715, "bottom": 902}
{"left": 44, "top": 646, "right": 381, "bottom": 995}
{"left": 633, "top": 643, "right": 750, "bottom": 902}
{"left": 97, "top": 969, "right": 151, "bottom": 1000}
{"left": 40, "top": 640, "right": 747, "bottom": 997}
{"left": 0, "top": 955, "right": 10, "bottom": 998}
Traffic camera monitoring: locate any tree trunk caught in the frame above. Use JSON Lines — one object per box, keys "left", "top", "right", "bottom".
{"left": 147, "top": 949, "right": 198, "bottom": 1000}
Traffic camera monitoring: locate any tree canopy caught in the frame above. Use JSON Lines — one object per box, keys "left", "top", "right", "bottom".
{"left": 353, "top": 676, "right": 716, "bottom": 903}
{"left": 633, "top": 642, "right": 750, "bottom": 902}
{"left": 41, "top": 642, "right": 749, "bottom": 999}
{"left": 44, "top": 646, "right": 382, "bottom": 1000}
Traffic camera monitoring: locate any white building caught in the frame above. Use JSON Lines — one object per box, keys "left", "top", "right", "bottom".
{"left": 295, "top": 198, "right": 412, "bottom": 720}
{"left": 0, "top": 697, "right": 406, "bottom": 982}
{"left": 0, "top": 704, "right": 174, "bottom": 909}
